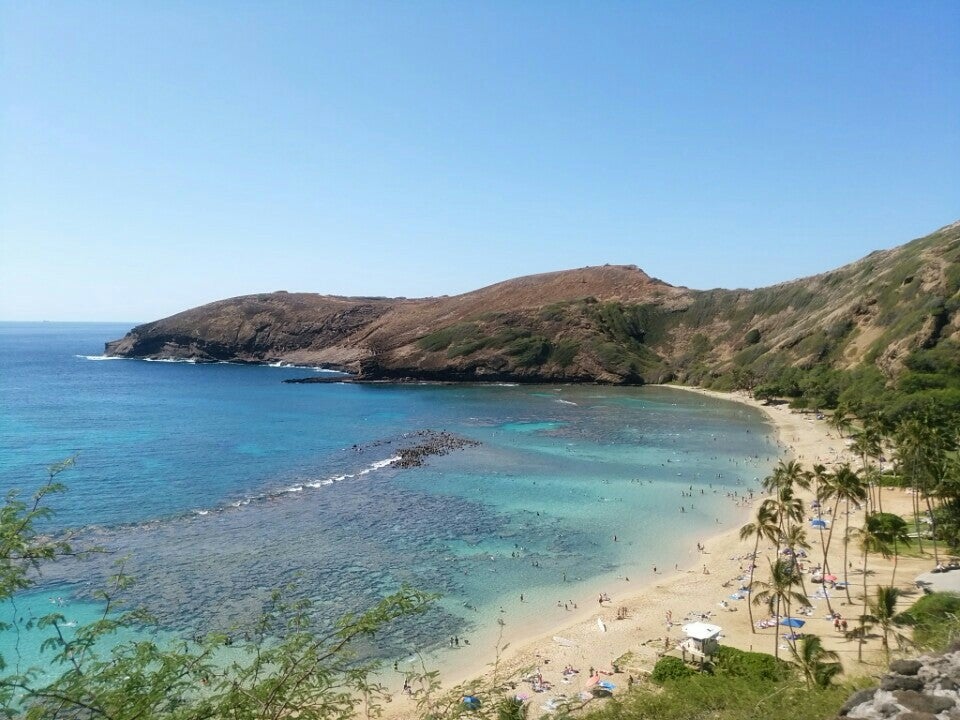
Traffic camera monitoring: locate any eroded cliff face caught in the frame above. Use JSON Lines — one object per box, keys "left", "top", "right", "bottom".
{"left": 105, "top": 222, "right": 960, "bottom": 384}
{"left": 104, "top": 293, "right": 400, "bottom": 371}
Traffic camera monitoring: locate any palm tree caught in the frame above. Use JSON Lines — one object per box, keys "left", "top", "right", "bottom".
{"left": 751, "top": 557, "right": 810, "bottom": 659}
{"left": 762, "top": 460, "right": 809, "bottom": 496}
{"left": 830, "top": 407, "right": 852, "bottom": 439}
{"left": 851, "top": 423, "right": 883, "bottom": 512}
{"left": 862, "top": 586, "right": 908, "bottom": 664}
{"left": 831, "top": 465, "right": 867, "bottom": 603}
{"left": 867, "top": 512, "right": 911, "bottom": 585}
{"left": 791, "top": 634, "right": 842, "bottom": 689}
{"left": 849, "top": 517, "right": 892, "bottom": 662}
{"left": 896, "top": 417, "right": 930, "bottom": 555}
{"left": 865, "top": 414, "right": 891, "bottom": 513}
{"left": 896, "top": 415, "right": 960, "bottom": 567}
{"left": 781, "top": 523, "right": 813, "bottom": 600}
{"left": 920, "top": 422, "right": 957, "bottom": 567}
{"left": 739, "top": 501, "right": 779, "bottom": 633}
{"left": 766, "top": 484, "right": 804, "bottom": 556}
{"left": 806, "top": 463, "right": 837, "bottom": 615}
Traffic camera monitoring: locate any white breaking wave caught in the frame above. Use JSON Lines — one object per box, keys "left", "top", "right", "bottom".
{"left": 556, "top": 399, "right": 578, "bottom": 405}
{"left": 77, "top": 355, "right": 197, "bottom": 363}
{"left": 267, "top": 361, "right": 347, "bottom": 373}
{"left": 358, "top": 457, "right": 401, "bottom": 475}
{"left": 79, "top": 354, "right": 347, "bottom": 372}
{"left": 200, "top": 455, "right": 402, "bottom": 517}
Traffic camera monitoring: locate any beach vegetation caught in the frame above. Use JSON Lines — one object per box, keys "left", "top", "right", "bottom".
{"left": 714, "top": 645, "right": 790, "bottom": 682}
{"left": 859, "top": 586, "right": 910, "bottom": 663}
{"left": 848, "top": 517, "right": 894, "bottom": 661}
{"left": 895, "top": 591, "right": 960, "bottom": 651}
{"left": 789, "top": 635, "right": 842, "bottom": 689}
{"left": 649, "top": 656, "right": 696, "bottom": 684}
{"left": 579, "top": 672, "right": 860, "bottom": 720}
{"left": 738, "top": 502, "right": 778, "bottom": 633}
{"left": 750, "top": 557, "right": 810, "bottom": 660}
{"left": 495, "top": 695, "right": 528, "bottom": 720}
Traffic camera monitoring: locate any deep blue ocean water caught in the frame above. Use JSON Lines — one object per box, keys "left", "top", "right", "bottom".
{"left": 0, "top": 322, "right": 780, "bottom": 681}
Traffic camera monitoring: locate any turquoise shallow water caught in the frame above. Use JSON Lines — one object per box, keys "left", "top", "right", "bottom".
{"left": 0, "top": 322, "right": 779, "bottom": 680}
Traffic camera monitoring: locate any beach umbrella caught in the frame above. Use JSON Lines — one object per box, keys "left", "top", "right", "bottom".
{"left": 780, "top": 617, "right": 805, "bottom": 628}
{"left": 598, "top": 680, "right": 616, "bottom": 691}
{"left": 823, "top": 573, "right": 838, "bottom": 582}
{"left": 462, "top": 696, "right": 481, "bottom": 710}
{"left": 810, "top": 518, "right": 828, "bottom": 529}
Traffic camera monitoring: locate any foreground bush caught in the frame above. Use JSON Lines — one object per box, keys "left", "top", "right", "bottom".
{"left": 649, "top": 657, "right": 696, "bottom": 684}
{"left": 580, "top": 674, "right": 862, "bottom": 720}
{"left": 714, "top": 645, "right": 791, "bottom": 682}
{"left": 896, "top": 591, "right": 960, "bottom": 651}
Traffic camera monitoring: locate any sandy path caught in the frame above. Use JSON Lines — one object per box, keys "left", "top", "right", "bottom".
{"left": 383, "top": 386, "right": 937, "bottom": 718}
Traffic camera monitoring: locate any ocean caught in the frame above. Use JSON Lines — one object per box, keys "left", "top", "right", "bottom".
{"left": 0, "top": 322, "right": 779, "bottom": 683}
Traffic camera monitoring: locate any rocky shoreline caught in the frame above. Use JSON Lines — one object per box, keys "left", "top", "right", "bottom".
{"left": 839, "top": 649, "right": 960, "bottom": 719}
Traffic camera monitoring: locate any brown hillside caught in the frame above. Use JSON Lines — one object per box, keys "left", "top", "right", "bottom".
{"left": 105, "top": 221, "right": 960, "bottom": 385}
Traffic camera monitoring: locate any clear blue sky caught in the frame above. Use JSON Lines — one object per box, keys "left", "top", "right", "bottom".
{"left": 2, "top": 2, "right": 958, "bottom": 321}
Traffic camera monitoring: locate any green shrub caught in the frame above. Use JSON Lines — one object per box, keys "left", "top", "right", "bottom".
{"left": 505, "top": 336, "right": 551, "bottom": 366}
{"left": 745, "top": 328, "right": 761, "bottom": 345}
{"left": 418, "top": 323, "right": 482, "bottom": 351}
{"left": 649, "top": 656, "right": 696, "bottom": 684}
{"left": 580, "top": 674, "right": 860, "bottom": 720}
{"left": 897, "top": 592, "right": 960, "bottom": 650}
{"left": 715, "top": 645, "right": 791, "bottom": 682}
{"left": 549, "top": 339, "right": 580, "bottom": 368}
{"left": 496, "top": 696, "right": 527, "bottom": 720}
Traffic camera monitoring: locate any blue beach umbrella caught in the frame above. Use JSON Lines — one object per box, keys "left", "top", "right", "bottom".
{"left": 810, "top": 519, "right": 829, "bottom": 529}
{"left": 462, "top": 696, "right": 481, "bottom": 710}
{"left": 780, "top": 617, "right": 805, "bottom": 628}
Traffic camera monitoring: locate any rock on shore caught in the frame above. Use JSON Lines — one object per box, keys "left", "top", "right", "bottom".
{"left": 839, "top": 649, "right": 960, "bottom": 719}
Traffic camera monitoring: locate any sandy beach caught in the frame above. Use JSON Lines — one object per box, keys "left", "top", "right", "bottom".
{"left": 384, "top": 386, "right": 939, "bottom": 718}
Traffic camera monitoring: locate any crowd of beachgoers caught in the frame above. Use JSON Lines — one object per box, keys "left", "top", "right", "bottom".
{"left": 384, "top": 387, "right": 942, "bottom": 718}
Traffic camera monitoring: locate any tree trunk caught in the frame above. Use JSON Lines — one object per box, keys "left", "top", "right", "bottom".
{"left": 924, "top": 494, "right": 940, "bottom": 566}
{"left": 817, "top": 510, "right": 834, "bottom": 615}
{"left": 774, "top": 596, "right": 781, "bottom": 660}
{"left": 912, "top": 469, "right": 925, "bottom": 554}
{"left": 859, "top": 547, "right": 868, "bottom": 663}
{"left": 891, "top": 539, "right": 899, "bottom": 587}
{"left": 823, "top": 498, "right": 840, "bottom": 570}
{"left": 843, "top": 499, "right": 853, "bottom": 603}
{"left": 748, "top": 534, "right": 760, "bottom": 633}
